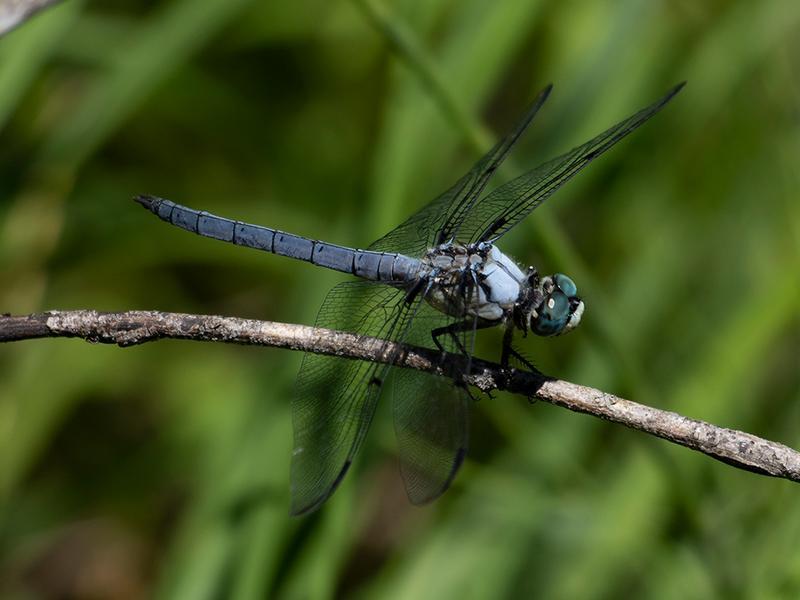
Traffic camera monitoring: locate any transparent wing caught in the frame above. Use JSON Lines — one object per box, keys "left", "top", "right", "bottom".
{"left": 393, "top": 370, "right": 469, "bottom": 505}
{"left": 391, "top": 304, "right": 475, "bottom": 505}
{"left": 455, "top": 82, "right": 685, "bottom": 243}
{"left": 290, "top": 280, "right": 415, "bottom": 515}
{"left": 368, "top": 86, "right": 552, "bottom": 257}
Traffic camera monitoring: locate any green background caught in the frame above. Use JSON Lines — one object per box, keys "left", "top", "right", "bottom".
{"left": 1, "top": 0, "right": 798, "bottom": 598}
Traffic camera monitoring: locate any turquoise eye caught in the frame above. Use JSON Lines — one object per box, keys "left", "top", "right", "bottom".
{"left": 553, "top": 273, "right": 577, "bottom": 297}
{"left": 531, "top": 291, "right": 570, "bottom": 336}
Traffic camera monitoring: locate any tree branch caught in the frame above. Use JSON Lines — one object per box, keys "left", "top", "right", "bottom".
{"left": 3, "top": 309, "right": 799, "bottom": 484}
{"left": 0, "top": 0, "right": 65, "bottom": 37}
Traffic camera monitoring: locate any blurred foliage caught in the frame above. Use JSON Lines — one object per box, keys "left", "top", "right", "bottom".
{"left": 0, "top": 0, "right": 798, "bottom": 598}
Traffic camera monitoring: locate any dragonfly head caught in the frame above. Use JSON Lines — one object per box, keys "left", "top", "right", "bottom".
{"left": 529, "top": 273, "right": 584, "bottom": 336}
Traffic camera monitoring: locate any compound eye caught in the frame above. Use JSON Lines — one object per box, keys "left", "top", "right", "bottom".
{"left": 544, "top": 291, "right": 570, "bottom": 319}
{"left": 530, "top": 291, "right": 570, "bottom": 336}
{"left": 553, "top": 273, "right": 577, "bottom": 297}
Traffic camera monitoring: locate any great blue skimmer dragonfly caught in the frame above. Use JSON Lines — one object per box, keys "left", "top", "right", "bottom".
{"left": 136, "top": 82, "right": 683, "bottom": 515}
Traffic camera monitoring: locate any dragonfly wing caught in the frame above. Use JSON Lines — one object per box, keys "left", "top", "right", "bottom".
{"left": 393, "top": 368, "right": 469, "bottom": 505}
{"left": 368, "top": 86, "right": 552, "bottom": 256}
{"left": 290, "top": 280, "right": 415, "bottom": 515}
{"left": 391, "top": 304, "right": 475, "bottom": 505}
{"left": 455, "top": 83, "right": 685, "bottom": 244}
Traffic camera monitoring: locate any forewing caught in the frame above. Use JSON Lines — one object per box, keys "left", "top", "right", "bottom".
{"left": 290, "top": 281, "right": 413, "bottom": 515}
{"left": 456, "top": 83, "right": 685, "bottom": 243}
{"left": 391, "top": 305, "right": 473, "bottom": 505}
{"left": 368, "top": 86, "right": 552, "bottom": 256}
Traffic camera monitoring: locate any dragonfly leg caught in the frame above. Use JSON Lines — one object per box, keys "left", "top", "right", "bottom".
{"left": 501, "top": 326, "right": 514, "bottom": 368}
{"left": 501, "top": 325, "right": 540, "bottom": 373}
{"left": 432, "top": 318, "right": 498, "bottom": 401}
{"left": 501, "top": 325, "right": 543, "bottom": 403}
{"left": 431, "top": 317, "right": 495, "bottom": 356}
{"left": 431, "top": 319, "right": 473, "bottom": 356}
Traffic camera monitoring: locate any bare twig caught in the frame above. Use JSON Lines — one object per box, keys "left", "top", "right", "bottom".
{"left": 3, "top": 309, "right": 799, "bottom": 484}
{"left": 0, "top": 0, "right": 64, "bottom": 37}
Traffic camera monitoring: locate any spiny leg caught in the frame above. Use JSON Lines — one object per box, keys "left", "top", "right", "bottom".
{"left": 500, "top": 325, "right": 544, "bottom": 403}
{"left": 501, "top": 325, "right": 514, "bottom": 368}
{"left": 501, "top": 325, "right": 539, "bottom": 373}
{"left": 432, "top": 319, "right": 468, "bottom": 355}
{"left": 432, "top": 317, "right": 495, "bottom": 402}
{"left": 431, "top": 318, "right": 493, "bottom": 356}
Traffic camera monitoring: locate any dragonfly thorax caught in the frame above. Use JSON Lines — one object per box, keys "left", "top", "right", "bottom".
{"left": 419, "top": 242, "right": 584, "bottom": 336}
{"left": 420, "top": 242, "right": 526, "bottom": 322}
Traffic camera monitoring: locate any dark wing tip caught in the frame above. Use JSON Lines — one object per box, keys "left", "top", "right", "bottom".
{"left": 288, "top": 499, "right": 321, "bottom": 517}
{"left": 664, "top": 81, "right": 687, "bottom": 102}
{"left": 288, "top": 459, "right": 353, "bottom": 517}
{"left": 405, "top": 445, "right": 468, "bottom": 506}
{"left": 532, "top": 83, "right": 553, "bottom": 108}
{"left": 643, "top": 81, "right": 686, "bottom": 118}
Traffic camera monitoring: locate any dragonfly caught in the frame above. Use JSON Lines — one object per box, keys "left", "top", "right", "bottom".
{"left": 136, "top": 82, "right": 684, "bottom": 515}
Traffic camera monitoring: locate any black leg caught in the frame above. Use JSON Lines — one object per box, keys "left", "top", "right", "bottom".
{"left": 432, "top": 317, "right": 495, "bottom": 356}
{"left": 431, "top": 319, "right": 474, "bottom": 356}
{"left": 501, "top": 325, "right": 539, "bottom": 373}
{"left": 501, "top": 326, "right": 514, "bottom": 368}
{"left": 508, "top": 346, "right": 538, "bottom": 373}
{"left": 431, "top": 317, "right": 498, "bottom": 401}
{"left": 500, "top": 325, "right": 540, "bottom": 403}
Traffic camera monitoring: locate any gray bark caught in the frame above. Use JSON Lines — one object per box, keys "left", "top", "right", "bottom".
{"left": 3, "top": 309, "right": 799, "bottom": 484}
